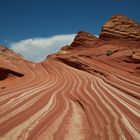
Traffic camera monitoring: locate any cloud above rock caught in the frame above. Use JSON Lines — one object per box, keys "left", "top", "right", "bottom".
{"left": 10, "top": 34, "right": 76, "bottom": 62}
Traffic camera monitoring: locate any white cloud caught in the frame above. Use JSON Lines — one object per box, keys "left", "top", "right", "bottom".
{"left": 95, "top": 35, "right": 99, "bottom": 38}
{"left": 10, "top": 34, "right": 76, "bottom": 62}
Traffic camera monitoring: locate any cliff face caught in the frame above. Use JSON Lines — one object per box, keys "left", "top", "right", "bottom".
{"left": 0, "top": 14, "right": 140, "bottom": 140}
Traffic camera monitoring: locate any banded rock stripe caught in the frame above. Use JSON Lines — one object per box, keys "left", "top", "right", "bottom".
{"left": 0, "top": 56, "right": 140, "bottom": 140}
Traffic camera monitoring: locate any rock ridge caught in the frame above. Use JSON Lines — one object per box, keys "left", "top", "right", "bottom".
{"left": 70, "top": 31, "right": 98, "bottom": 48}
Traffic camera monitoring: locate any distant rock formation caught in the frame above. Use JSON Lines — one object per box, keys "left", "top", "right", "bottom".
{"left": 70, "top": 31, "right": 98, "bottom": 48}
{"left": 100, "top": 14, "right": 140, "bottom": 40}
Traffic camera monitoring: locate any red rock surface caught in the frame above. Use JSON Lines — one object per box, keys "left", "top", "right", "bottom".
{"left": 0, "top": 15, "right": 140, "bottom": 140}
{"left": 100, "top": 14, "right": 140, "bottom": 40}
{"left": 70, "top": 31, "right": 97, "bottom": 48}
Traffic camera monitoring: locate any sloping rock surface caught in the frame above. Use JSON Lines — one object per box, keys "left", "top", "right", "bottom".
{"left": 0, "top": 15, "right": 140, "bottom": 140}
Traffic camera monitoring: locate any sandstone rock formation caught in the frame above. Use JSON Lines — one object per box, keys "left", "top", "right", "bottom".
{"left": 0, "top": 45, "right": 23, "bottom": 59}
{"left": 70, "top": 31, "right": 98, "bottom": 48}
{"left": 0, "top": 14, "right": 140, "bottom": 140}
{"left": 100, "top": 14, "right": 140, "bottom": 40}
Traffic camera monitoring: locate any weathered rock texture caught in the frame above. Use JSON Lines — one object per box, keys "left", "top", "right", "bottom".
{"left": 100, "top": 14, "right": 140, "bottom": 40}
{"left": 70, "top": 31, "right": 97, "bottom": 48}
{"left": 0, "top": 14, "right": 140, "bottom": 140}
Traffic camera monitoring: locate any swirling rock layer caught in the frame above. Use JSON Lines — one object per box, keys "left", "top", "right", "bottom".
{"left": 0, "top": 15, "right": 140, "bottom": 140}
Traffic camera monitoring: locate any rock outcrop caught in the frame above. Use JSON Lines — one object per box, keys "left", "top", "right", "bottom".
{"left": 70, "top": 31, "right": 97, "bottom": 48}
{"left": 0, "top": 45, "right": 23, "bottom": 60}
{"left": 100, "top": 14, "right": 140, "bottom": 41}
{"left": 0, "top": 45, "right": 27, "bottom": 86}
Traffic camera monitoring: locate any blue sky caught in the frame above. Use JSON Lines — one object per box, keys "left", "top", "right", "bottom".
{"left": 0, "top": 0, "right": 140, "bottom": 61}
